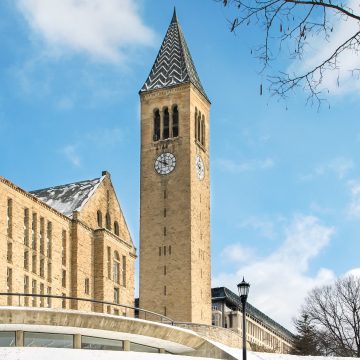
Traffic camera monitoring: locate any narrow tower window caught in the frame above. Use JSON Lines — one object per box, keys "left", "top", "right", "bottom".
{"left": 154, "top": 109, "right": 160, "bottom": 141}
{"left": 172, "top": 105, "right": 179, "bottom": 137}
{"left": 194, "top": 108, "right": 198, "bottom": 140}
{"left": 201, "top": 115, "right": 205, "bottom": 146}
{"left": 114, "top": 221, "right": 120, "bottom": 236}
{"left": 106, "top": 212, "right": 111, "bottom": 230}
{"left": 7, "top": 199, "right": 12, "bottom": 238}
{"left": 163, "top": 107, "right": 170, "bottom": 139}
{"left": 197, "top": 112, "right": 202, "bottom": 142}
{"left": 97, "top": 210, "right": 103, "bottom": 227}
{"left": 24, "top": 208, "right": 29, "bottom": 246}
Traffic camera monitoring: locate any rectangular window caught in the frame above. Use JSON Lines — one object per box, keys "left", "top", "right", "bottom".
{"left": 24, "top": 332, "right": 73, "bottom": 348}
{"left": 114, "top": 288, "right": 119, "bottom": 304}
{"left": 62, "top": 293, "right": 66, "bottom": 309}
{"left": 40, "top": 283, "right": 44, "bottom": 307}
{"left": 169, "top": 245, "right": 172, "bottom": 255}
{"left": 7, "top": 268, "right": 12, "bottom": 305}
{"left": 122, "top": 256, "right": 126, "bottom": 287}
{"left": 62, "top": 230, "right": 66, "bottom": 266}
{"left": 24, "top": 249, "right": 29, "bottom": 270}
{"left": 85, "top": 278, "right": 90, "bottom": 295}
{"left": 47, "top": 261, "right": 52, "bottom": 282}
{"left": 164, "top": 190, "right": 167, "bottom": 199}
{"left": 24, "top": 208, "right": 29, "bottom": 246}
{"left": 7, "top": 199, "right": 12, "bottom": 238}
{"left": 32, "top": 213, "right": 37, "bottom": 250}
{"left": 24, "top": 276, "right": 29, "bottom": 306}
{"left": 32, "top": 280, "right": 37, "bottom": 307}
{"left": 40, "top": 258, "right": 45, "bottom": 278}
{"left": 32, "top": 254, "right": 37, "bottom": 274}
{"left": 163, "top": 227, "right": 166, "bottom": 236}
{"left": 7, "top": 242, "right": 12, "bottom": 263}
{"left": 164, "top": 266, "right": 167, "bottom": 275}
{"left": 81, "top": 336, "right": 123, "bottom": 351}
{"left": 163, "top": 246, "right": 166, "bottom": 256}
{"left": 159, "top": 247, "right": 161, "bottom": 256}
{"left": 39, "top": 217, "right": 44, "bottom": 255}
{"left": 164, "top": 208, "right": 166, "bottom": 217}
{"left": 164, "top": 285, "right": 166, "bottom": 296}
{"left": 46, "top": 221, "right": 52, "bottom": 258}
{"left": 47, "top": 287, "right": 51, "bottom": 308}
{"left": 62, "top": 270, "right": 66, "bottom": 288}
{"left": 107, "top": 246, "right": 111, "bottom": 279}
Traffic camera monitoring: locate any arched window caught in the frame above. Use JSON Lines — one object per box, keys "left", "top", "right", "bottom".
{"left": 197, "top": 112, "right": 201, "bottom": 142}
{"left": 172, "top": 105, "right": 179, "bottom": 137}
{"left": 114, "top": 221, "right": 119, "bottom": 236}
{"left": 153, "top": 109, "right": 160, "bottom": 141}
{"left": 113, "top": 251, "right": 120, "bottom": 284}
{"left": 97, "top": 210, "right": 102, "bottom": 227}
{"left": 106, "top": 212, "right": 111, "bottom": 230}
{"left": 201, "top": 116, "right": 205, "bottom": 146}
{"left": 194, "top": 108, "right": 198, "bottom": 140}
{"left": 163, "top": 107, "right": 169, "bottom": 139}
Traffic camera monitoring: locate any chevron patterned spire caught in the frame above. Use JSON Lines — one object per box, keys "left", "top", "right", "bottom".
{"left": 140, "top": 8, "right": 209, "bottom": 101}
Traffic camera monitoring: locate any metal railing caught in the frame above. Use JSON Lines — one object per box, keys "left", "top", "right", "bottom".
{"left": 0, "top": 292, "right": 174, "bottom": 325}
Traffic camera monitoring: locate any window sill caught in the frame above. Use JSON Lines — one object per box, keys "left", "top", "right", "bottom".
{"left": 195, "top": 140, "right": 207, "bottom": 152}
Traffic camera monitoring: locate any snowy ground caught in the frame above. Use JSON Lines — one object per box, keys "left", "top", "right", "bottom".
{"left": 0, "top": 347, "right": 354, "bottom": 360}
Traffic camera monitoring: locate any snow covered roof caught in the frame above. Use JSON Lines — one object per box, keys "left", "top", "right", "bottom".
{"left": 140, "top": 9, "right": 209, "bottom": 102}
{"left": 30, "top": 176, "right": 104, "bottom": 218}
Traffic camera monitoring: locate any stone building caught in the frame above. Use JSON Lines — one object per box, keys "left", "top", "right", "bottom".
{"left": 212, "top": 287, "right": 294, "bottom": 353}
{"left": 0, "top": 171, "right": 136, "bottom": 313}
{"left": 139, "top": 9, "right": 212, "bottom": 325}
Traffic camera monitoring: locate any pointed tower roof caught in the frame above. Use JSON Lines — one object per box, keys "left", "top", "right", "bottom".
{"left": 140, "top": 8, "right": 209, "bottom": 102}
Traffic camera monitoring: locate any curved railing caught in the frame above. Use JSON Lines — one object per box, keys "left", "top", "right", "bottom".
{"left": 0, "top": 292, "right": 174, "bottom": 325}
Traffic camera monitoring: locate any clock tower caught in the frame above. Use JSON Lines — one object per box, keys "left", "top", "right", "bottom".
{"left": 139, "top": 9, "right": 211, "bottom": 324}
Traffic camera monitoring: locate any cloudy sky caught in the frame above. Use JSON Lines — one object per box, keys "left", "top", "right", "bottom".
{"left": 1, "top": 0, "right": 360, "bottom": 330}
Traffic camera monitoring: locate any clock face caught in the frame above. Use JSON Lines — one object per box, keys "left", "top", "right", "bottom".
{"left": 154, "top": 152, "right": 176, "bottom": 175}
{"left": 196, "top": 155, "right": 205, "bottom": 180}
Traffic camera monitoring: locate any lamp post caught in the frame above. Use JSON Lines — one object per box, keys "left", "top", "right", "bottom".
{"left": 237, "top": 277, "right": 250, "bottom": 360}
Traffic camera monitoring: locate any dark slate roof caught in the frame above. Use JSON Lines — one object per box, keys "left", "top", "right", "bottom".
{"left": 30, "top": 177, "right": 104, "bottom": 218}
{"left": 140, "top": 8, "right": 209, "bottom": 102}
{"left": 212, "top": 287, "right": 294, "bottom": 340}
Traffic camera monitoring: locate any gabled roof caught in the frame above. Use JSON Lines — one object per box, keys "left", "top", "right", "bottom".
{"left": 30, "top": 177, "right": 104, "bottom": 218}
{"left": 140, "top": 8, "right": 209, "bottom": 102}
{"left": 212, "top": 287, "right": 294, "bottom": 340}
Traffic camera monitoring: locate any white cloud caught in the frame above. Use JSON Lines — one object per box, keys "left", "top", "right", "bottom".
{"left": 347, "top": 180, "right": 360, "bottom": 218}
{"left": 16, "top": 0, "right": 156, "bottom": 63}
{"left": 221, "top": 244, "right": 255, "bottom": 264}
{"left": 217, "top": 157, "right": 274, "bottom": 173}
{"left": 238, "top": 217, "right": 276, "bottom": 239}
{"left": 62, "top": 145, "right": 81, "bottom": 166}
{"left": 300, "top": 157, "right": 354, "bottom": 181}
{"left": 289, "top": 0, "right": 360, "bottom": 96}
{"left": 213, "top": 215, "right": 335, "bottom": 330}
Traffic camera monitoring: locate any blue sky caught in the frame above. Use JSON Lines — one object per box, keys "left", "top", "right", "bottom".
{"left": 1, "top": 0, "right": 360, "bottom": 329}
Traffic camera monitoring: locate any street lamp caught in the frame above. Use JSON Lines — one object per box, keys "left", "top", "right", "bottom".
{"left": 237, "top": 277, "right": 250, "bottom": 360}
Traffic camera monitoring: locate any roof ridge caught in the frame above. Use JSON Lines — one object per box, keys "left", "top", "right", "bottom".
{"left": 30, "top": 177, "right": 100, "bottom": 194}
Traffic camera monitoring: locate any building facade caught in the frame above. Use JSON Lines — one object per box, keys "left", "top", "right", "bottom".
{"left": 0, "top": 171, "right": 136, "bottom": 313}
{"left": 139, "top": 10, "right": 212, "bottom": 324}
{"left": 212, "top": 287, "right": 293, "bottom": 353}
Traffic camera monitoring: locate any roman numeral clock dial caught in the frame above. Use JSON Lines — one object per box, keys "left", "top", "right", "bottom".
{"left": 154, "top": 152, "right": 176, "bottom": 175}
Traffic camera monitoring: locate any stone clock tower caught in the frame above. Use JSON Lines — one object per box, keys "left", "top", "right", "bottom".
{"left": 139, "top": 9, "right": 211, "bottom": 324}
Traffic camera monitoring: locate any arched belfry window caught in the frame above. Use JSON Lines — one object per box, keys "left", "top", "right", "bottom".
{"left": 114, "top": 221, "right": 119, "bottom": 236}
{"left": 153, "top": 109, "right": 160, "bottom": 141}
{"left": 172, "top": 105, "right": 179, "bottom": 138}
{"left": 201, "top": 115, "right": 205, "bottom": 146}
{"left": 97, "top": 210, "right": 102, "bottom": 228}
{"left": 163, "top": 107, "right": 170, "bottom": 139}
{"left": 195, "top": 108, "right": 198, "bottom": 140}
{"left": 106, "top": 212, "right": 111, "bottom": 230}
